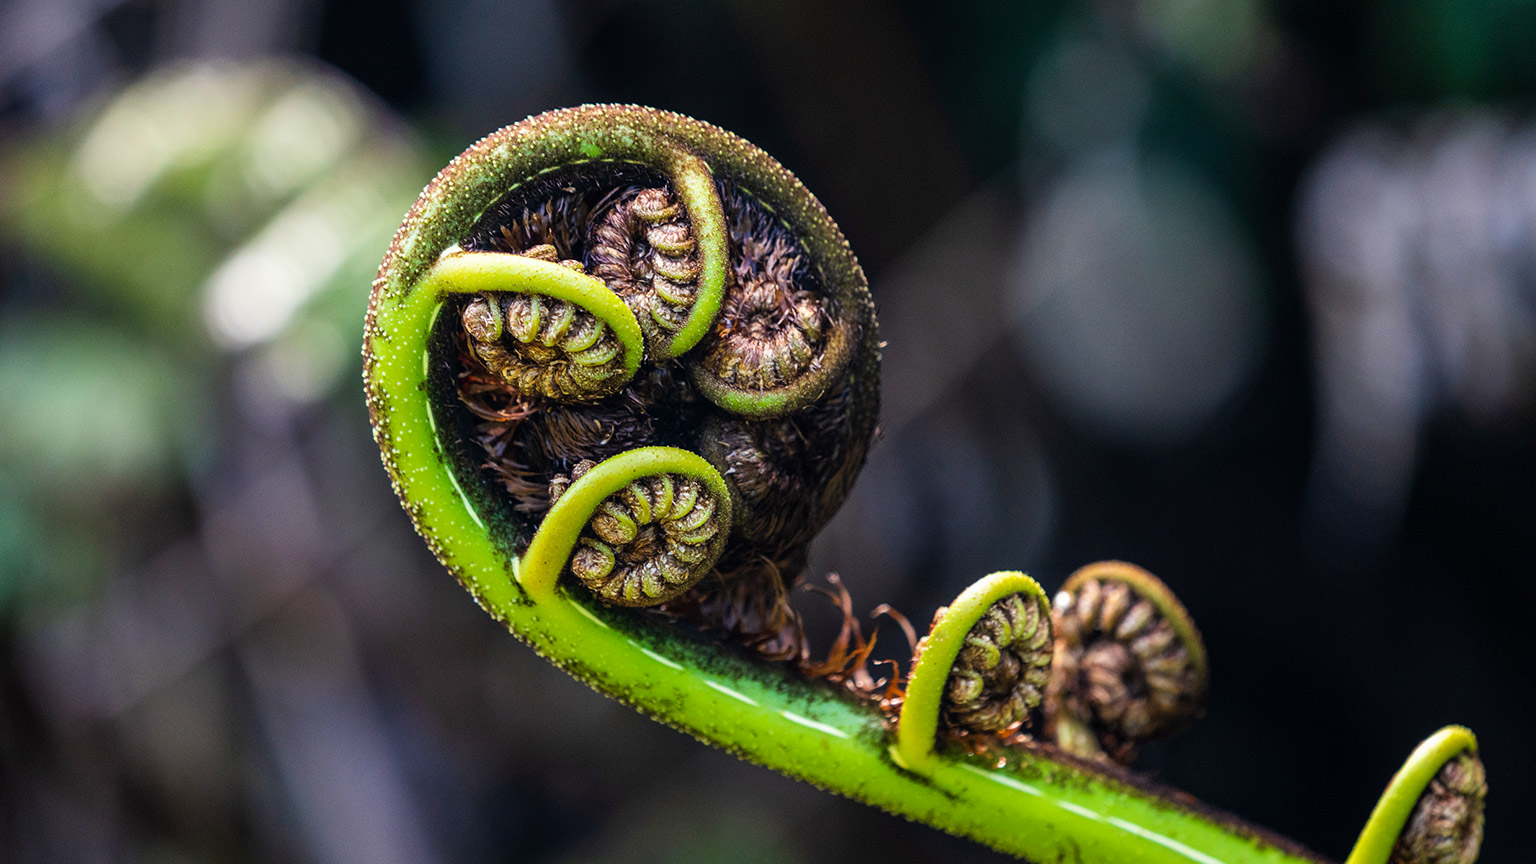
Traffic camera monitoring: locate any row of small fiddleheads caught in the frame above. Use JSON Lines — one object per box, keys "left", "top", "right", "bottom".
{"left": 363, "top": 105, "right": 1485, "bottom": 863}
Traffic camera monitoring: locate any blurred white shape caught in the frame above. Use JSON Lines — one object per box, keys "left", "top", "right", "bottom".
{"left": 1298, "top": 111, "right": 1536, "bottom": 539}
{"left": 1011, "top": 149, "right": 1265, "bottom": 441}
{"left": 204, "top": 205, "right": 342, "bottom": 347}
{"left": 71, "top": 63, "right": 265, "bottom": 212}
{"left": 202, "top": 157, "right": 392, "bottom": 350}
{"left": 243, "top": 79, "right": 366, "bottom": 201}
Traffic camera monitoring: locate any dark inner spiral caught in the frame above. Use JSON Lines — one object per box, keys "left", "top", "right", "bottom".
{"left": 446, "top": 163, "right": 860, "bottom": 649}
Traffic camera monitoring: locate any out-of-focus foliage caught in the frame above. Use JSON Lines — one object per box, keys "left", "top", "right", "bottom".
{"left": 0, "top": 60, "right": 428, "bottom": 612}
{"left": 0, "top": 316, "right": 201, "bottom": 607}
{"left": 3, "top": 59, "right": 425, "bottom": 354}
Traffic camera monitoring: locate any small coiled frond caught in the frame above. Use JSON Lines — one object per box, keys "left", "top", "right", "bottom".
{"left": 687, "top": 186, "right": 858, "bottom": 419}
{"left": 1347, "top": 726, "right": 1485, "bottom": 864}
{"left": 892, "top": 572, "right": 1053, "bottom": 771}
{"left": 551, "top": 460, "right": 726, "bottom": 606}
{"left": 462, "top": 247, "right": 633, "bottom": 402}
{"left": 1047, "top": 561, "right": 1207, "bottom": 762}
{"left": 588, "top": 186, "right": 705, "bottom": 356}
{"left": 942, "top": 590, "right": 1054, "bottom": 734}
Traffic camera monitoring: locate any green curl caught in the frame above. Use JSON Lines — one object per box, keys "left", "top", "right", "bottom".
{"left": 421, "top": 250, "right": 644, "bottom": 393}
{"left": 893, "top": 571, "right": 1051, "bottom": 772}
{"left": 651, "top": 151, "right": 729, "bottom": 359}
{"left": 1344, "top": 726, "right": 1480, "bottom": 864}
{"left": 686, "top": 317, "right": 855, "bottom": 419}
{"left": 520, "top": 446, "right": 733, "bottom": 603}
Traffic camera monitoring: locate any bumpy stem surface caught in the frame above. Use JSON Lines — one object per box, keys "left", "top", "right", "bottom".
{"left": 365, "top": 104, "right": 1480, "bottom": 864}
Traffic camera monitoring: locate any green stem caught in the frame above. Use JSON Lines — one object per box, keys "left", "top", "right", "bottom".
{"left": 364, "top": 104, "right": 1475, "bottom": 864}
{"left": 365, "top": 277, "right": 1327, "bottom": 862}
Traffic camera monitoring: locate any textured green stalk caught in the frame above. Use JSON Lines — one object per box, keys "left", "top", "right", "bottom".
{"left": 365, "top": 243, "right": 1323, "bottom": 863}
{"left": 365, "top": 296, "right": 1319, "bottom": 859}
{"left": 364, "top": 105, "right": 1475, "bottom": 864}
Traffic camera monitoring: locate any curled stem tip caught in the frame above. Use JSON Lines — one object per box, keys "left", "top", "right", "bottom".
{"left": 1047, "top": 560, "right": 1208, "bottom": 762}
{"left": 684, "top": 191, "right": 859, "bottom": 419}
{"left": 1391, "top": 751, "right": 1486, "bottom": 864}
{"left": 427, "top": 250, "right": 644, "bottom": 402}
{"left": 1348, "top": 726, "right": 1485, "bottom": 864}
{"left": 520, "top": 446, "right": 732, "bottom": 606}
{"left": 894, "top": 571, "right": 1052, "bottom": 771}
{"left": 942, "top": 590, "right": 1053, "bottom": 733}
{"left": 589, "top": 180, "right": 723, "bottom": 360}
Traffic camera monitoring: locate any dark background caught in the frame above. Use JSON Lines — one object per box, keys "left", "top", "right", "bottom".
{"left": 1, "top": 1, "right": 1532, "bottom": 862}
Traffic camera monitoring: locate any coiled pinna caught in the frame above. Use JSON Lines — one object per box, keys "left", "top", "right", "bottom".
{"left": 1045, "top": 560, "right": 1208, "bottom": 762}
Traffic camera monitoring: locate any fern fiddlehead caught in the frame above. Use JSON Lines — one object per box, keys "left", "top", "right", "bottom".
{"left": 363, "top": 105, "right": 1485, "bottom": 864}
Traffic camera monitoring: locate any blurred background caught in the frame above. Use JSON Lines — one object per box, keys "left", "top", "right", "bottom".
{"left": 1, "top": 0, "right": 1532, "bottom": 862}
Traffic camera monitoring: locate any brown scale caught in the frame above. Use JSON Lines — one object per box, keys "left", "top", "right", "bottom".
{"left": 588, "top": 186, "right": 700, "bottom": 342}
{"left": 662, "top": 549, "right": 810, "bottom": 662}
{"left": 678, "top": 368, "right": 869, "bottom": 659}
{"left": 473, "top": 190, "right": 591, "bottom": 260}
{"left": 459, "top": 359, "right": 684, "bottom": 506}
{"left": 1049, "top": 578, "right": 1204, "bottom": 761}
{"left": 939, "top": 593, "right": 1053, "bottom": 734}
{"left": 696, "top": 187, "right": 832, "bottom": 391}
{"left": 704, "top": 371, "right": 866, "bottom": 554}
{"left": 652, "top": 374, "right": 871, "bottom": 664}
